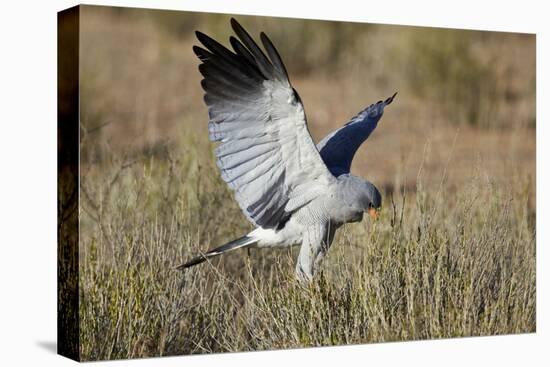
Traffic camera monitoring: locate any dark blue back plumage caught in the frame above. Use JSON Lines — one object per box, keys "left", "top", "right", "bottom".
{"left": 317, "top": 93, "right": 397, "bottom": 176}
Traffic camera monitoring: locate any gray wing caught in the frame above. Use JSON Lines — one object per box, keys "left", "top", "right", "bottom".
{"left": 195, "top": 18, "right": 336, "bottom": 229}
{"left": 317, "top": 93, "right": 397, "bottom": 177}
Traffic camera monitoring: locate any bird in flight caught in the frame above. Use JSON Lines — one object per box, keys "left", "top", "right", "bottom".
{"left": 177, "top": 18, "right": 396, "bottom": 281}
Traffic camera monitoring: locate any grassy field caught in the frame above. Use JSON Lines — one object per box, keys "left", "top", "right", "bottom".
{"left": 77, "top": 6, "right": 536, "bottom": 361}
{"left": 78, "top": 137, "right": 535, "bottom": 360}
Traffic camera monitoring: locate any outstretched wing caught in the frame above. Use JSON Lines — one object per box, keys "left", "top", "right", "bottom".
{"left": 195, "top": 18, "right": 336, "bottom": 229}
{"left": 317, "top": 93, "right": 397, "bottom": 177}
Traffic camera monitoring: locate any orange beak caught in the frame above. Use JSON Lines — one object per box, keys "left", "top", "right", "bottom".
{"left": 367, "top": 207, "right": 379, "bottom": 220}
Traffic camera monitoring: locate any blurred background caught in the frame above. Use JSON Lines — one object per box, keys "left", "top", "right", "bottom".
{"left": 80, "top": 5, "right": 535, "bottom": 196}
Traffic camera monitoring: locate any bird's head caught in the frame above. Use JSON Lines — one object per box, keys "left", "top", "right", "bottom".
{"left": 338, "top": 175, "right": 382, "bottom": 220}
{"left": 363, "top": 181, "right": 382, "bottom": 220}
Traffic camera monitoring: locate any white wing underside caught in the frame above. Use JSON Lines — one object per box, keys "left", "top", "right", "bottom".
{"left": 195, "top": 19, "right": 335, "bottom": 229}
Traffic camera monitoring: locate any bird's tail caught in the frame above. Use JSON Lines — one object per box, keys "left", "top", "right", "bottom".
{"left": 175, "top": 236, "right": 258, "bottom": 270}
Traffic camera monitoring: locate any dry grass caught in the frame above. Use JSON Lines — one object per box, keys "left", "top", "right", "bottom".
{"left": 77, "top": 6, "right": 536, "bottom": 361}
{"left": 78, "top": 133, "right": 535, "bottom": 360}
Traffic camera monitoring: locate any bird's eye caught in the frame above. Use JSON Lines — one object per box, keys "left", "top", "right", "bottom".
{"left": 368, "top": 202, "right": 374, "bottom": 209}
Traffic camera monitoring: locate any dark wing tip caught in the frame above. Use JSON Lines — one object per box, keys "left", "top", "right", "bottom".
{"left": 193, "top": 45, "right": 211, "bottom": 61}
{"left": 385, "top": 92, "right": 398, "bottom": 105}
{"left": 259, "top": 31, "right": 289, "bottom": 80}
{"left": 230, "top": 17, "right": 244, "bottom": 34}
{"left": 230, "top": 17, "right": 240, "bottom": 29}
{"left": 195, "top": 30, "right": 218, "bottom": 49}
{"left": 229, "top": 17, "right": 276, "bottom": 80}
